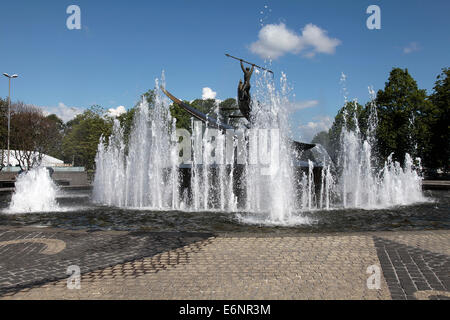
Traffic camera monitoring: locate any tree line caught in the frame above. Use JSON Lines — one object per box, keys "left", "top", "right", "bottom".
{"left": 0, "top": 101, "right": 63, "bottom": 170}
{"left": 312, "top": 67, "right": 449, "bottom": 174}
{"left": 0, "top": 67, "right": 448, "bottom": 174}
{"left": 0, "top": 90, "right": 238, "bottom": 172}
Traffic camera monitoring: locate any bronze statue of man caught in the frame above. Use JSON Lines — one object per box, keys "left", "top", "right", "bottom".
{"left": 241, "top": 60, "right": 254, "bottom": 89}
{"left": 238, "top": 60, "right": 254, "bottom": 121}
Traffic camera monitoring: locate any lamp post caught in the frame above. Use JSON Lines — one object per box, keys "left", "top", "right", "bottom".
{"left": 3, "top": 73, "right": 18, "bottom": 171}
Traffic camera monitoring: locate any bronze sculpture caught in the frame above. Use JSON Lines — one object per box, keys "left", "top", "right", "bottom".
{"left": 160, "top": 54, "right": 316, "bottom": 152}
{"left": 237, "top": 60, "right": 254, "bottom": 122}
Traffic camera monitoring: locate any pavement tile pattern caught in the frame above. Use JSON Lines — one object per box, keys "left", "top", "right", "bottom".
{"left": 0, "top": 227, "right": 448, "bottom": 300}
{"left": 373, "top": 236, "right": 449, "bottom": 300}
{"left": 0, "top": 227, "right": 213, "bottom": 296}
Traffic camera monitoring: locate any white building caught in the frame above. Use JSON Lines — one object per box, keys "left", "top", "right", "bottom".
{"left": 0, "top": 150, "right": 64, "bottom": 168}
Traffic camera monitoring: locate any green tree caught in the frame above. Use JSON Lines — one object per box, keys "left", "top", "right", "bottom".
{"left": 116, "top": 107, "right": 137, "bottom": 149}
{"left": 62, "top": 105, "right": 113, "bottom": 170}
{"left": 168, "top": 98, "right": 235, "bottom": 132}
{"left": 7, "top": 103, "right": 63, "bottom": 169}
{"left": 190, "top": 99, "right": 217, "bottom": 115}
{"left": 428, "top": 68, "right": 450, "bottom": 172}
{"left": 0, "top": 98, "right": 8, "bottom": 169}
{"left": 311, "top": 131, "right": 331, "bottom": 152}
{"left": 45, "top": 114, "right": 65, "bottom": 160}
{"left": 327, "top": 101, "right": 366, "bottom": 160}
{"left": 218, "top": 98, "right": 241, "bottom": 127}
{"left": 142, "top": 89, "right": 156, "bottom": 106}
{"left": 170, "top": 101, "right": 193, "bottom": 131}
{"left": 375, "top": 68, "right": 433, "bottom": 164}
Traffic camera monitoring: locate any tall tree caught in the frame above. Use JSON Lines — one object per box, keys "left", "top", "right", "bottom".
{"left": 170, "top": 101, "right": 193, "bottom": 131}
{"left": 45, "top": 114, "right": 65, "bottom": 160}
{"left": 327, "top": 101, "right": 366, "bottom": 161}
{"left": 0, "top": 98, "right": 8, "bottom": 170}
{"left": 311, "top": 131, "right": 331, "bottom": 152}
{"left": 168, "top": 98, "right": 234, "bottom": 132}
{"left": 428, "top": 68, "right": 450, "bottom": 172}
{"left": 116, "top": 107, "right": 136, "bottom": 150}
{"left": 62, "top": 106, "right": 113, "bottom": 170}
{"left": 375, "top": 68, "right": 432, "bottom": 164}
{"left": 9, "top": 103, "right": 61, "bottom": 169}
{"left": 218, "top": 98, "right": 241, "bottom": 127}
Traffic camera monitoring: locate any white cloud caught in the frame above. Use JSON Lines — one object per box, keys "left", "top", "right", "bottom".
{"left": 42, "top": 102, "right": 83, "bottom": 122}
{"left": 403, "top": 42, "right": 420, "bottom": 54}
{"left": 107, "top": 105, "right": 127, "bottom": 118}
{"left": 202, "top": 87, "right": 217, "bottom": 100}
{"left": 300, "top": 24, "right": 341, "bottom": 56}
{"left": 250, "top": 23, "right": 303, "bottom": 59}
{"left": 298, "top": 116, "right": 333, "bottom": 142}
{"left": 288, "top": 100, "right": 319, "bottom": 111}
{"left": 250, "top": 23, "right": 341, "bottom": 59}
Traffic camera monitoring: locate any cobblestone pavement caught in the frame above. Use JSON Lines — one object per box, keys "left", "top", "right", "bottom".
{"left": 0, "top": 226, "right": 448, "bottom": 300}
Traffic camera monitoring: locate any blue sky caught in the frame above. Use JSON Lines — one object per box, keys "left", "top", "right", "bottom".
{"left": 0, "top": 0, "right": 449, "bottom": 141}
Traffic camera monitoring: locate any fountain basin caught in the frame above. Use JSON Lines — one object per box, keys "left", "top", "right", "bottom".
{"left": 0, "top": 189, "right": 448, "bottom": 234}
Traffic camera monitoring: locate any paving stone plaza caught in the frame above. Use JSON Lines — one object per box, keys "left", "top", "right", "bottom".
{"left": 0, "top": 226, "right": 448, "bottom": 300}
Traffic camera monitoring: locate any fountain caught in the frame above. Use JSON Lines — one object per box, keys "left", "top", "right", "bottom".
{"left": 93, "top": 71, "right": 301, "bottom": 222}
{"left": 92, "top": 68, "right": 427, "bottom": 226}
{"left": 0, "top": 68, "right": 441, "bottom": 232}
{"left": 333, "top": 109, "right": 425, "bottom": 209}
{"left": 93, "top": 78, "right": 179, "bottom": 209}
{"left": 313, "top": 84, "right": 427, "bottom": 210}
{"left": 6, "top": 167, "right": 60, "bottom": 213}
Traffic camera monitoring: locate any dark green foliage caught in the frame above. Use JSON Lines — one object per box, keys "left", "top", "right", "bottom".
{"left": 428, "top": 68, "right": 450, "bottom": 172}
{"left": 142, "top": 89, "right": 156, "bottom": 107}
{"left": 375, "top": 68, "right": 433, "bottom": 165}
{"left": 62, "top": 106, "right": 113, "bottom": 170}
{"left": 190, "top": 99, "right": 217, "bottom": 114}
{"left": 0, "top": 98, "right": 8, "bottom": 151}
{"left": 44, "top": 114, "right": 65, "bottom": 160}
{"left": 320, "top": 67, "right": 448, "bottom": 172}
{"left": 116, "top": 107, "right": 136, "bottom": 149}
{"left": 170, "top": 101, "right": 193, "bottom": 131}
{"left": 311, "top": 131, "right": 331, "bottom": 152}
{"left": 218, "top": 98, "right": 241, "bottom": 127}
{"left": 2, "top": 65, "right": 448, "bottom": 173}
{"left": 168, "top": 97, "right": 240, "bottom": 132}
{"left": 326, "top": 101, "right": 366, "bottom": 160}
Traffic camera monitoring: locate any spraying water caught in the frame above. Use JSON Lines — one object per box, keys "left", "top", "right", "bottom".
{"left": 316, "top": 82, "right": 426, "bottom": 209}
{"left": 6, "top": 167, "right": 59, "bottom": 213}
{"left": 333, "top": 110, "right": 425, "bottom": 209}
{"left": 93, "top": 71, "right": 297, "bottom": 221}
{"left": 240, "top": 71, "right": 297, "bottom": 222}
{"left": 93, "top": 77, "right": 179, "bottom": 209}
{"left": 93, "top": 71, "right": 427, "bottom": 225}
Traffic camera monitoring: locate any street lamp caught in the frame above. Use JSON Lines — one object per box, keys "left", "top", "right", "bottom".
{"left": 3, "top": 73, "right": 19, "bottom": 171}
